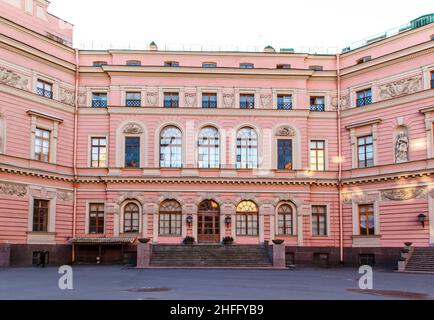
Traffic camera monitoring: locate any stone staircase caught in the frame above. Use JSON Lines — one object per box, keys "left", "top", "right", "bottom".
{"left": 149, "top": 244, "right": 273, "bottom": 268}
{"left": 405, "top": 248, "right": 434, "bottom": 273}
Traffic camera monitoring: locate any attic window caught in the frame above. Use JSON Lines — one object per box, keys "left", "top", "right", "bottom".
{"left": 164, "top": 61, "right": 179, "bottom": 67}
{"left": 357, "top": 56, "right": 372, "bottom": 64}
{"left": 277, "top": 64, "right": 291, "bottom": 69}
{"left": 309, "top": 65, "right": 323, "bottom": 71}
{"left": 126, "top": 60, "right": 141, "bottom": 66}
{"left": 93, "top": 61, "right": 108, "bottom": 67}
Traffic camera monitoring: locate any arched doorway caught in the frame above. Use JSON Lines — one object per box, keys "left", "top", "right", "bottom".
{"left": 197, "top": 200, "right": 220, "bottom": 243}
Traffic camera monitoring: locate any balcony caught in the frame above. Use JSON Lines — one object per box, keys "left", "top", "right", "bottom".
{"left": 277, "top": 102, "right": 292, "bottom": 110}
{"left": 126, "top": 99, "right": 141, "bottom": 107}
{"left": 92, "top": 100, "right": 108, "bottom": 108}
{"left": 240, "top": 102, "right": 255, "bottom": 109}
{"left": 356, "top": 96, "right": 372, "bottom": 107}
{"left": 36, "top": 88, "right": 53, "bottom": 99}
{"left": 202, "top": 101, "right": 217, "bottom": 108}
{"left": 164, "top": 101, "right": 179, "bottom": 108}
{"left": 310, "top": 104, "right": 325, "bottom": 112}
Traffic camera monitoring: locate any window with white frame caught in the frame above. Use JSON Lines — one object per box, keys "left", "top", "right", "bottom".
{"left": 34, "top": 128, "right": 50, "bottom": 162}
{"left": 198, "top": 126, "right": 220, "bottom": 168}
{"left": 160, "top": 126, "right": 182, "bottom": 168}
{"left": 236, "top": 127, "right": 258, "bottom": 169}
{"left": 91, "top": 137, "right": 107, "bottom": 168}
{"left": 310, "top": 140, "right": 325, "bottom": 171}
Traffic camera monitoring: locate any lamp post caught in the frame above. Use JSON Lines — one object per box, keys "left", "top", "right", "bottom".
{"left": 225, "top": 215, "right": 232, "bottom": 227}
{"left": 186, "top": 215, "right": 193, "bottom": 226}
{"left": 417, "top": 213, "right": 427, "bottom": 228}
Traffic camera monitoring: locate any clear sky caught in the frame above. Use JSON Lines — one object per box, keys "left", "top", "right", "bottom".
{"left": 49, "top": 0, "right": 433, "bottom": 52}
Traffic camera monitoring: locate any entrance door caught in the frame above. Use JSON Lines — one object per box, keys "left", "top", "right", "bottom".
{"left": 197, "top": 200, "right": 220, "bottom": 243}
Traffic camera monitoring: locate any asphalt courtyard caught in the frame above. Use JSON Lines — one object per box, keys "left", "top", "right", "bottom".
{"left": 0, "top": 266, "right": 433, "bottom": 300}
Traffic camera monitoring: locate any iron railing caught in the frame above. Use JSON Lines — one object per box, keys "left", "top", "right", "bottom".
{"left": 202, "top": 101, "right": 217, "bottom": 108}
{"left": 277, "top": 102, "right": 293, "bottom": 110}
{"left": 164, "top": 101, "right": 179, "bottom": 108}
{"left": 356, "top": 96, "right": 372, "bottom": 107}
{"left": 310, "top": 104, "right": 325, "bottom": 112}
{"left": 92, "top": 100, "right": 108, "bottom": 108}
{"left": 37, "top": 88, "right": 53, "bottom": 99}
{"left": 240, "top": 101, "right": 255, "bottom": 109}
{"left": 126, "top": 99, "right": 141, "bottom": 107}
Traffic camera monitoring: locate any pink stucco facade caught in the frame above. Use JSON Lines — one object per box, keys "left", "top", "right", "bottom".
{"left": 0, "top": 0, "right": 433, "bottom": 266}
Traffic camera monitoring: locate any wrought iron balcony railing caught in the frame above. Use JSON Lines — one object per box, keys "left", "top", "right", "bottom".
{"left": 202, "top": 101, "right": 217, "bottom": 108}
{"left": 277, "top": 102, "right": 293, "bottom": 110}
{"left": 356, "top": 96, "right": 372, "bottom": 107}
{"left": 92, "top": 100, "right": 108, "bottom": 108}
{"left": 37, "top": 88, "right": 53, "bottom": 99}
{"left": 126, "top": 99, "right": 141, "bottom": 107}
{"left": 164, "top": 101, "right": 179, "bottom": 108}
{"left": 310, "top": 104, "right": 325, "bottom": 112}
{"left": 240, "top": 101, "right": 255, "bottom": 109}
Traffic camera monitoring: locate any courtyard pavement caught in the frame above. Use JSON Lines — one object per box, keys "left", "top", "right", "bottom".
{"left": 0, "top": 266, "right": 433, "bottom": 300}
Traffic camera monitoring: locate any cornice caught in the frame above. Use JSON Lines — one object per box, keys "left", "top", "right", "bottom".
{"left": 345, "top": 118, "right": 382, "bottom": 130}
{"left": 0, "top": 84, "right": 75, "bottom": 114}
{"left": 27, "top": 109, "right": 64, "bottom": 122}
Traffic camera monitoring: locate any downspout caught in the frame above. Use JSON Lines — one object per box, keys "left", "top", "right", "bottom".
{"left": 72, "top": 48, "right": 79, "bottom": 262}
{"left": 336, "top": 54, "right": 344, "bottom": 265}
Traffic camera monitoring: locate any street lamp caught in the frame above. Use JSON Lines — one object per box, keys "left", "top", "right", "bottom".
{"left": 186, "top": 215, "right": 193, "bottom": 226}
{"left": 225, "top": 216, "right": 232, "bottom": 227}
{"left": 417, "top": 213, "right": 427, "bottom": 228}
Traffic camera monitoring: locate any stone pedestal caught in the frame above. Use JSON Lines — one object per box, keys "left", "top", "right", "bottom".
{"left": 0, "top": 244, "right": 10, "bottom": 267}
{"left": 273, "top": 244, "right": 286, "bottom": 269}
{"left": 136, "top": 243, "right": 152, "bottom": 268}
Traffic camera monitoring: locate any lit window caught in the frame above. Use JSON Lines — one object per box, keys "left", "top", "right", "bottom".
{"left": 358, "top": 135, "right": 374, "bottom": 168}
{"left": 160, "top": 126, "right": 182, "bottom": 168}
{"left": 236, "top": 128, "right": 258, "bottom": 169}
{"left": 359, "top": 204, "right": 375, "bottom": 236}
{"left": 36, "top": 80, "right": 53, "bottom": 99}
{"left": 198, "top": 127, "right": 220, "bottom": 168}
{"left": 92, "top": 93, "right": 107, "bottom": 108}
{"left": 310, "top": 140, "right": 325, "bottom": 171}
{"left": 236, "top": 201, "right": 258, "bottom": 236}
{"left": 34, "top": 128, "right": 50, "bottom": 162}
{"left": 91, "top": 137, "right": 107, "bottom": 168}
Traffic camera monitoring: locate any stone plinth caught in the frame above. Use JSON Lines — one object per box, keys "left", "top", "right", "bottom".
{"left": 0, "top": 244, "right": 11, "bottom": 267}
{"left": 136, "top": 243, "right": 152, "bottom": 268}
{"left": 273, "top": 244, "right": 286, "bottom": 268}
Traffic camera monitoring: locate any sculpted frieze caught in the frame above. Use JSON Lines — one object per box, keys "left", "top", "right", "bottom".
{"left": 379, "top": 76, "right": 422, "bottom": 100}
{"left": 0, "top": 67, "right": 29, "bottom": 91}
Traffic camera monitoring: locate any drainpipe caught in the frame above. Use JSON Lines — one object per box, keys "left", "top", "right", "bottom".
{"left": 336, "top": 54, "right": 344, "bottom": 265}
{"left": 71, "top": 48, "right": 79, "bottom": 262}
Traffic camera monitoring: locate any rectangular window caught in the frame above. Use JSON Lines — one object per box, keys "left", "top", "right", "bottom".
{"left": 202, "top": 93, "right": 217, "bottom": 108}
{"left": 310, "top": 140, "right": 325, "bottom": 171}
{"left": 356, "top": 88, "right": 372, "bottom": 107}
{"left": 431, "top": 72, "right": 434, "bottom": 89}
{"left": 126, "top": 92, "right": 141, "bottom": 107}
{"left": 240, "top": 94, "right": 255, "bottom": 109}
{"left": 164, "top": 93, "right": 179, "bottom": 108}
{"left": 159, "top": 213, "right": 182, "bottom": 235}
{"left": 358, "top": 135, "right": 374, "bottom": 168}
{"left": 359, "top": 204, "right": 375, "bottom": 236}
{"left": 202, "top": 62, "right": 217, "bottom": 68}
{"left": 125, "top": 137, "right": 140, "bottom": 168}
{"left": 309, "top": 65, "right": 323, "bottom": 71}
{"left": 236, "top": 214, "right": 258, "bottom": 236}
{"left": 91, "top": 137, "right": 107, "bottom": 168}
{"left": 92, "top": 93, "right": 107, "bottom": 108}
{"left": 126, "top": 60, "right": 141, "bottom": 66}
{"left": 33, "top": 199, "right": 48, "bottom": 232}
{"left": 310, "top": 96, "right": 325, "bottom": 111}
{"left": 312, "top": 205, "right": 327, "bottom": 236}
{"left": 240, "top": 63, "right": 254, "bottom": 69}
{"left": 277, "top": 64, "right": 291, "bottom": 69}
{"left": 36, "top": 80, "right": 53, "bottom": 99}
{"left": 93, "top": 61, "right": 107, "bottom": 67}
{"left": 89, "top": 203, "right": 104, "bottom": 234}
{"left": 277, "top": 95, "right": 293, "bottom": 110}
{"left": 277, "top": 139, "right": 293, "bottom": 170}
{"left": 34, "top": 128, "right": 50, "bottom": 162}
{"left": 164, "top": 61, "right": 179, "bottom": 67}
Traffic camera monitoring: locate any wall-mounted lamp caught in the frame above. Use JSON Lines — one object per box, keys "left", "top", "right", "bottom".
{"left": 417, "top": 213, "right": 427, "bottom": 228}
{"left": 186, "top": 215, "right": 193, "bottom": 226}
{"left": 225, "top": 216, "right": 232, "bottom": 226}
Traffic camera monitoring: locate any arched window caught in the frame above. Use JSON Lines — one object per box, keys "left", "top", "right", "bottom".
{"left": 159, "top": 200, "right": 182, "bottom": 236}
{"left": 236, "top": 200, "right": 258, "bottom": 236}
{"left": 277, "top": 204, "right": 293, "bottom": 235}
{"left": 160, "top": 126, "right": 182, "bottom": 168}
{"left": 123, "top": 203, "right": 140, "bottom": 233}
{"left": 198, "top": 127, "right": 220, "bottom": 168}
{"left": 236, "top": 127, "right": 258, "bottom": 169}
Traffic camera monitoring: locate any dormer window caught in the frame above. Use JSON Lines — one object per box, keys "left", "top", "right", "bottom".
{"left": 309, "top": 65, "right": 323, "bottom": 71}
{"left": 240, "top": 63, "right": 254, "bottom": 69}
{"left": 277, "top": 64, "right": 291, "bottom": 69}
{"left": 356, "top": 88, "right": 372, "bottom": 107}
{"left": 93, "top": 61, "right": 107, "bottom": 67}
{"left": 36, "top": 80, "right": 53, "bottom": 99}
{"left": 357, "top": 56, "right": 372, "bottom": 64}
{"left": 126, "top": 60, "right": 141, "bottom": 66}
{"left": 202, "top": 62, "right": 217, "bottom": 68}
{"left": 164, "top": 61, "right": 179, "bottom": 67}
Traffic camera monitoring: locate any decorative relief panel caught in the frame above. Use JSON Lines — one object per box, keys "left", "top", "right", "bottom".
{"left": 0, "top": 67, "right": 29, "bottom": 90}
{"left": 184, "top": 93, "right": 197, "bottom": 107}
{"left": 146, "top": 92, "right": 158, "bottom": 106}
{"left": 260, "top": 94, "right": 272, "bottom": 109}
{"left": 223, "top": 93, "right": 234, "bottom": 108}
{"left": 381, "top": 187, "right": 427, "bottom": 201}
{"left": 77, "top": 92, "right": 86, "bottom": 105}
{"left": 276, "top": 126, "right": 296, "bottom": 137}
{"left": 0, "top": 182, "right": 27, "bottom": 197}
{"left": 378, "top": 76, "right": 422, "bottom": 100}
{"left": 57, "top": 191, "right": 73, "bottom": 202}
{"left": 59, "top": 88, "right": 75, "bottom": 106}
{"left": 123, "top": 123, "right": 143, "bottom": 134}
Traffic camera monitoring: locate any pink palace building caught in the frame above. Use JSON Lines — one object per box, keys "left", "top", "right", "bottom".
{"left": 1, "top": 0, "right": 434, "bottom": 269}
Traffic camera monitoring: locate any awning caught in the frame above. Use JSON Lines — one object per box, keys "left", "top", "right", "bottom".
{"left": 70, "top": 237, "right": 137, "bottom": 245}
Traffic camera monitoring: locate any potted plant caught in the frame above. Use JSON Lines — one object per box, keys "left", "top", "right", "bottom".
{"left": 183, "top": 236, "right": 195, "bottom": 245}
{"left": 138, "top": 238, "right": 150, "bottom": 244}
{"left": 222, "top": 236, "right": 234, "bottom": 245}
{"left": 272, "top": 239, "right": 285, "bottom": 245}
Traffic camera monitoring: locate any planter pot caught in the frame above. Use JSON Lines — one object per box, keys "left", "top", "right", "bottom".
{"left": 398, "top": 260, "right": 407, "bottom": 272}
{"left": 272, "top": 240, "right": 285, "bottom": 245}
